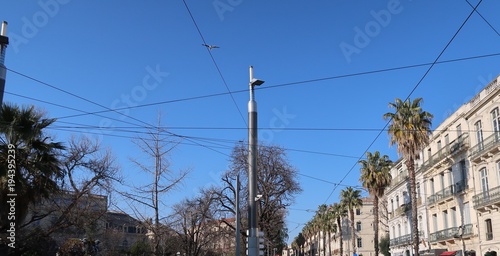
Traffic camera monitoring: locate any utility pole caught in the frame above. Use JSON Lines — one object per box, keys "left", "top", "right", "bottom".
{"left": 248, "top": 66, "right": 264, "bottom": 256}
{"left": 0, "top": 21, "right": 9, "bottom": 106}
{"left": 236, "top": 174, "right": 241, "bottom": 256}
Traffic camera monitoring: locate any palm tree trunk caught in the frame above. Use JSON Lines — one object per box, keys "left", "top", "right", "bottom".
{"left": 337, "top": 218, "right": 343, "bottom": 256}
{"left": 406, "top": 158, "right": 419, "bottom": 256}
{"left": 328, "top": 231, "right": 332, "bottom": 256}
{"left": 350, "top": 209, "right": 355, "bottom": 256}
{"left": 374, "top": 195, "right": 379, "bottom": 256}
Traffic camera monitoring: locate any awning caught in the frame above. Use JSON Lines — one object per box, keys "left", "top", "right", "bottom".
{"left": 440, "top": 251, "right": 457, "bottom": 256}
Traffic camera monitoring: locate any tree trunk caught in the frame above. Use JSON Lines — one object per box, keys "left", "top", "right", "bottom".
{"left": 328, "top": 231, "right": 331, "bottom": 256}
{"left": 337, "top": 217, "right": 343, "bottom": 256}
{"left": 406, "top": 158, "right": 419, "bottom": 256}
{"left": 374, "top": 195, "right": 379, "bottom": 256}
{"left": 350, "top": 209, "right": 355, "bottom": 256}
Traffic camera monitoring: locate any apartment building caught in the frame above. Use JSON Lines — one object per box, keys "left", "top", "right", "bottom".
{"left": 303, "top": 197, "right": 380, "bottom": 256}
{"left": 386, "top": 157, "right": 429, "bottom": 256}
{"left": 386, "top": 73, "right": 500, "bottom": 256}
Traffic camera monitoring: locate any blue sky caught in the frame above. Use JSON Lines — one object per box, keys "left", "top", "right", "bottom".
{"left": 1, "top": 0, "right": 500, "bottom": 245}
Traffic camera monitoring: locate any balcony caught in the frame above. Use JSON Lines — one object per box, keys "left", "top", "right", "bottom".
{"left": 427, "top": 180, "right": 467, "bottom": 206}
{"left": 423, "top": 133, "right": 470, "bottom": 169}
{"left": 429, "top": 226, "right": 460, "bottom": 242}
{"left": 470, "top": 132, "right": 500, "bottom": 163}
{"left": 391, "top": 171, "right": 408, "bottom": 188}
{"left": 396, "top": 203, "right": 411, "bottom": 216}
{"left": 472, "top": 185, "right": 500, "bottom": 211}
{"left": 390, "top": 232, "right": 424, "bottom": 247}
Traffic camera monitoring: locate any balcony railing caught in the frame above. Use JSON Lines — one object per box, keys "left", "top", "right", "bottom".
{"left": 390, "top": 232, "right": 424, "bottom": 247}
{"left": 396, "top": 203, "right": 411, "bottom": 216}
{"left": 429, "top": 226, "right": 460, "bottom": 242}
{"left": 473, "top": 185, "right": 500, "bottom": 209}
{"left": 427, "top": 180, "right": 467, "bottom": 205}
{"left": 470, "top": 132, "right": 500, "bottom": 160}
{"left": 423, "top": 133, "right": 469, "bottom": 169}
{"left": 462, "top": 223, "right": 473, "bottom": 237}
{"left": 391, "top": 171, "right": 408, "bottom": 187}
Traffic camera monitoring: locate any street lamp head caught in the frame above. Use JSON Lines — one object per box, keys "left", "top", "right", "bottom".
{"left": 251, "top": 78, "right": 265, "bottom": 86}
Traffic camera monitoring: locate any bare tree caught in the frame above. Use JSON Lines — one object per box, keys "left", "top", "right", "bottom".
{"left": 171, "top": 190, "right": 226, "bottom": 256}
{"left": 19, "top": 136, "right": 120, "bottom": 254}
{"left": 213, "top": 143, "right": 301, "bottom": 252}
{"left": 119, "top": 118, "right": 189, "bottom": 255}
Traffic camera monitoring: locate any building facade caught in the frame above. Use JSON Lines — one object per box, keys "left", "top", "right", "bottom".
{"left": 387, "top": 73, "right": 500, "bottom": 256}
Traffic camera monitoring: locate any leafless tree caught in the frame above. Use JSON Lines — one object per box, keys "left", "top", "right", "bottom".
{"left": 118, "top": 118, "right": 189, "bottom": 255}
{"left": 213, "top": 143, "right": 301, "bottom": 252}
{"left": 170, "top": 189, "right": 226, "bottom": 256}
{"left": 19, "top": 136, "right": 120, "bottom": 254}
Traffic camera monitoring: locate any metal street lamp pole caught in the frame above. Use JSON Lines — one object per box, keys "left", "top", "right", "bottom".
{"left": 236, "top": 174, "right": 241, "bottom": 256}
{"left": 0, "top": 21, "right": 9, "bottom": 106}
{"left": 248, "top": 66, "right": 264, "bottom": 256}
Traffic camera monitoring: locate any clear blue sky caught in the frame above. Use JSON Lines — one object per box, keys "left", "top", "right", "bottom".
{"left": 1, "top": 0, "right": 500, "bottom": 245}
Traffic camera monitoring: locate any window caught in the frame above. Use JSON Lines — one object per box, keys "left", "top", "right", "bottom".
{"left": 398, "top": 224, "right": 401, "bottom": 237}
{"left": 460, "top": 160, "right": 467, "bottom": 181}
{"left": 480, "top": 167, "right": 489, "bottom": 193}
{"left": 356, "top": 208, "right": 361, "bottom": 215}
{"left": 463, "top": 202, "right": 471, "bottom": 225}
{"left": 445, "top": 134, "right": 449, "bottom": 146}
{"left": 357, "top": 238, "right": 362, "bottom": 248}
{"left": 440, "top": 172, "right": 445, "bottom": 190}
{"left": 391, "top": 199, "right": 394, "bottom": 213}
{"left": 416, "top": 183, "right": 421, "bottom": 199}
{"left": 430, "top": 178, "right": 435, "bottom": 194}
{"left": 392, "top": 226, "right": 396, "bottom": 239}
{"left": 497, "top": 160, "right": 500, "bottom": 185}
{"left": 396, "top": 195, "right": 400, "bottom": 207}
{"left": 451, "top": 207, "right": 457, "bottom": 228}
{"left": 486, "top": 219, "right": 493, "bottom": 240}
{"left": 476, "top": 121, "right": 484, "bottom": 150}
{"left": 432, "top": 214, "right": 438, "bottom": 232}
{"left": 457, "top": 124, "right": 462, "bottom": 138}
{"left": 443, "top": 210, "right": 449, "bottom": 229}
{"left": 427, "top": 148, "right": 432, "bottom": 161}
{"left": 356, "top": 221, "right": 361, "bottom": 231}
{"left": 437, "top": 140, "right": 442, "bottom": 151}
{"left": 492, "top": 108, "right": 500, "bottom": 140}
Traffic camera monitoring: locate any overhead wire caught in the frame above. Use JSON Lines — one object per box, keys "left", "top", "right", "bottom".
{"left": 322, "top": 0, "right": 484, "bottom": 204}
{"left": 181, "top": 0, "right": 248, "bottom": 127}
{"left": 465, "top": 0, "right": 500, "bottom": 37}
{"left": 42, "top": 52, "right": 500, "bottom": 121}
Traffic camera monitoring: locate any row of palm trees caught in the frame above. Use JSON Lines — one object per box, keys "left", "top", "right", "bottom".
{"left": 292, "top": 97, "right": 433, "bottom": 256}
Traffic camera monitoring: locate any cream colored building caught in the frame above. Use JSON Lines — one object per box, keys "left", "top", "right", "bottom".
{"left": 386, "top": 73, "right": 500, "bottom": 256}
{"left": 387, "top": 157, "right": 429, "bottom": 256}
{"left": 303, "top": 197, "right": 383, "bottom": 256}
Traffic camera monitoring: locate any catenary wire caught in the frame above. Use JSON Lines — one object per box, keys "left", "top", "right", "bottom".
{"left": 322, "top": 0, "right": 484, "bottom": 204}
{"left": 45, "top": 52, "right": 500, "bottom": 120}
{"left": 465, "top": 0, "right": 500, "bottom": 37}
{"left": 181, "top": 0, "right": 248, "bottom": 127}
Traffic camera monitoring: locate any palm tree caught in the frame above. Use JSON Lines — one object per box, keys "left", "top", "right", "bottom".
{"left": 330, "top": 202, "right": 347, "bottom": 256}
{"left": 359, "top": 151, "right": 392, "bottom": 256}
{"left": 0, "top": 104, "right": 64, "bottom": 229}
{"left": 383, "top": 97, "right": 433, "bottom": 256}
{"left": 314, "top": 204, "right": 328, "bottom": 256}
{"left": 340, "top": 187, "right": 362, "bottom": 256}
{"left": 324, "top": 208, "right": 337, "bottom": 256}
